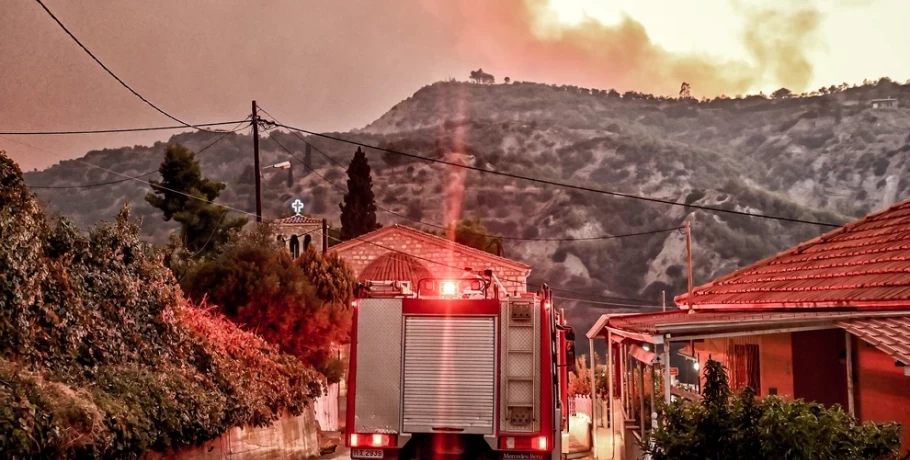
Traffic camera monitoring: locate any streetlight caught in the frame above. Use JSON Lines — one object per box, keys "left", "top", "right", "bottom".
{"left": 257, "top": 161, "right": 292, "bottom": 220}
{"left": 262, "top": 161, "right": 291, "bottom": 171}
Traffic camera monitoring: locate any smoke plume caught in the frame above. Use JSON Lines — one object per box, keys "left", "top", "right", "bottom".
{"left": 427, "top": 0, "right": 824, "bottom": 96}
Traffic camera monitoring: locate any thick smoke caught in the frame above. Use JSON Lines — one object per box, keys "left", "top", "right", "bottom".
{"left": 428, "top": 0, "right": 824, "bottom": 96}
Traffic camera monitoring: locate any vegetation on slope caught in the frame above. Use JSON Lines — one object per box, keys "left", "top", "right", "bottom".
{"left": 0, "top": 152, "right": 321, "bottom": 459}
{"left": 21, "top": 77, "right": 910, "bottom": 332}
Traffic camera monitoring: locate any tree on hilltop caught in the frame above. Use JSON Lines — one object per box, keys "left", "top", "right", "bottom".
{"left": 469, "top": 68, "right": 495, "bottom": 84}
{"left": 771, "top": 87, "right": 793, "bottom": 99}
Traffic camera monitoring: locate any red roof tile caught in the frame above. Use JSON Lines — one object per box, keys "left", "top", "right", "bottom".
{"left": 676, "top": 200, "right": 910, "bottom": 310}
{"left": 274, "top": 215, "right": 323, "bottom": 225}
{"left": 360, "top": 252, "right": 432, "bottom": 287}
{"left": 603, "top": 310, "right": 908, "bottom": 338}
{"left": 328, "top": 224, "right": 531, "bottom": 272}
{"left": 838, "top": 316, "right": 910, "bottom": 365}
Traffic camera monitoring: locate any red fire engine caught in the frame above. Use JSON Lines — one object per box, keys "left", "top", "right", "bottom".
{"left": 345, "top": 270, "right": 577, "bottom": 460}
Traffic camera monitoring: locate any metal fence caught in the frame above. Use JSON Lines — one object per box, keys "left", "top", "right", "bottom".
{"left": 571, "top": 395, "right": 594, "bottom": 420}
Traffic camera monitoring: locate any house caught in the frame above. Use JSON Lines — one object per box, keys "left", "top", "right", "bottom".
{"left": 587, "top": 199, "right": 910, "bottom": 459}
{"left": 327, "top": 224, "right": 532, "bottom": 293}
{"left": 870, "top": 97, "right": 899, "bottom": 109}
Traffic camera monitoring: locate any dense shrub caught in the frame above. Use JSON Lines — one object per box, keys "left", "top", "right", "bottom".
{"left": 183, "top": 225, "right": 355, "bottom": 382}
{"left": 0, "top": 154, "right": 321, "bottom": 459}
{"left": 645, "top": 359, "right": 902, "bottom": 460}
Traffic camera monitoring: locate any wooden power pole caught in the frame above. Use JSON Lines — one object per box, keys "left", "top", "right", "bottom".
{"left": 685, "top": 221, "right": 694, "bottom": 313}
{"left": 252, "top": 100, "right": 262, "bottom": 222}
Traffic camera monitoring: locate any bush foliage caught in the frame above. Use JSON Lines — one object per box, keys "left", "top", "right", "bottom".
{"left": 182, "top": 223, "right": 356, "bottom": 383}
{"left": 645, "top": 359, "right": 902, "bottom": 460}
{"left": 0, "top": 153, "right": 321, "bottom": 459}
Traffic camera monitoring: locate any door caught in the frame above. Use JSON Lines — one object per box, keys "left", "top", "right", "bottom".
{"left": 791, "top": 329, "right": 848, "bottom": 407}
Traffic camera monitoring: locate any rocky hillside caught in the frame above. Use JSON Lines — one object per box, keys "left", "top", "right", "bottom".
{"left": 23, "top": 79, "right": 910, "bottom": 328}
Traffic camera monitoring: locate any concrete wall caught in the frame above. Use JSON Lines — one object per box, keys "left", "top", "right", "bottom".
{"left": 855, "top": 340, "right": 910, "bottom": 456}
{"left": 144, "top": 409, "right": 319, "bottom": 460}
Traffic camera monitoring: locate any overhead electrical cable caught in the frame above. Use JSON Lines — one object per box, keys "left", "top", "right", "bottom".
{"left": 273, "top": 122, "right": 841, "bottom": 228}
{"left": 316, "top": 229, "right": 663, "bottom": 308}
{"left": 34, "top": 0, "right": 224, "bottom": 132}
{"left": 259, "top": 109, "right": 684, "bottom": 243}
{"left": 24, "top": 118, "right": 251, "bottom": 189}
{"left": 9, "top": 136, "right": 659, "bottom": 307}
{"left": 0, "top": 120, "right": 249, "bottom": 136}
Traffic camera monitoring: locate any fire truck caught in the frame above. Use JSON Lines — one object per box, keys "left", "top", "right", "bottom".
{"left": 345, "top": 270, "right": 577, "bottom": 460}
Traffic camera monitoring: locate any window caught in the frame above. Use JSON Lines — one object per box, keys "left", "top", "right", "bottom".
{"left": 732, "top": 344, "right": 760, "bottom": 393}
{"left": 290, "top": 235, "right": 300, "bottom": 259}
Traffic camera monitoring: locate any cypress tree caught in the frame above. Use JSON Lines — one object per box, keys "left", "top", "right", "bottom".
{"left": 339, "top": 147, "right": 379, "bottom": 240}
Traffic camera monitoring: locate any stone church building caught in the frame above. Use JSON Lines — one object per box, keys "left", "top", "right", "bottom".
{"left": 273, "top": 215, "right": 325, "bottom": 258}
{"left": 328, "top": 224, "right": 532, "bottom": 294}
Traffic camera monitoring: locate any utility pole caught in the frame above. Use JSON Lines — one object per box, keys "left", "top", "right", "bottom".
{"left": 252, "top": 100, "right": 262, "bottom": 222}
{"left": 661, "top": 290, "right": 666, "bottom": 312}
{"left": 685, "top": 221, "right": 694, "bottom": 313}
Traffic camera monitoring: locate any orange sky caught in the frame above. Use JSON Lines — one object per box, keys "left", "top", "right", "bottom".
{"left": 2, "top": 0, "right": 908, "bottom": 171}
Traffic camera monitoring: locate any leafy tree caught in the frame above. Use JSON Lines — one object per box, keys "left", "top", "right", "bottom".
{"left": 504, "top": 76, "right": 511, "bottom": 84}
{"left": 183, "top": 223, "right": 356, "bottom": 382}
{"left": 435, "top": 216, "right": 504, "bottom": 256}
{"left": 645, "top": 358, "right": 902, "bottom": 460}
{"left": 771, "top": 87, "right": 793, "bottom": 99}
{"left": 339, "top": 147, "right": 380, "bottom": 240}
{"left": 469, "top": 68, "right": 495, "bottom": 84}
{"left": 146, "top": 144, "right": 246, "bottom": 254}
{"left": 568, "top": 354, "right": 592, "bottom": 396}
{"left": 680, "top": 82, "right": 692, "bottom": 99}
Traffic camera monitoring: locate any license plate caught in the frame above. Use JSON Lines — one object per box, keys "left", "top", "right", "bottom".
{"left": 352, "top": 449, "right": 384, "bottom": 458}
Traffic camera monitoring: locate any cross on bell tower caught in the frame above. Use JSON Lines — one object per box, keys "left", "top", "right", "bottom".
{"left": 291, "top": 199, "right": 305, "bottom": 215}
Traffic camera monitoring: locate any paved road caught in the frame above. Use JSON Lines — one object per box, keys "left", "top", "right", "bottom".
{"left": 320, "top": 445, "right": 351, "bottom": 460}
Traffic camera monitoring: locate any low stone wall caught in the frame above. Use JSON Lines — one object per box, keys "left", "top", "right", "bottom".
{"left": 144, "top": 408, "right": 318, "bottom": 460}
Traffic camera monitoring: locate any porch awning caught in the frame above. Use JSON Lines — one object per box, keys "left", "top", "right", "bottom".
{"left": 838, "top": 316, "right": 910, "bottom": 365}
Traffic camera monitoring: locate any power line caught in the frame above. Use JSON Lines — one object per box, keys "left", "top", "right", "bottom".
{"left": 258, "top": 109, "right": 684, "bottom": 243}
{"left": 7, "top": 135, "right": 661, "bottom": 308}
{"left": 265, "top": 129, "right": 681, "bottom": 244}
{"left": 0, "top": 120, "right": 249, "bottom": 136}
{"left": 273, "top": 122, "right": 842, "bottom": 228}
{"left": 24, "top": 119, "right": 250, "bottom": 189}
{"left": 33, "top": 0, "right": 220, "bottom": 132}
{"left": 317, "top": 229, "right": 660, "bottom": 308}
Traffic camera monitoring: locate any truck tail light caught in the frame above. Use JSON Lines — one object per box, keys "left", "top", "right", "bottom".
{"left": 350, "top": 433, "right": 395, "bottom": 448}
{"left": 534, "top": 436, "right": 548, "bottom": 451}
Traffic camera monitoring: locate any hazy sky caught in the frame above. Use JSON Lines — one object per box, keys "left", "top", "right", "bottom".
{"left": 2, "top": 0, "right": 908, "bottom": 171}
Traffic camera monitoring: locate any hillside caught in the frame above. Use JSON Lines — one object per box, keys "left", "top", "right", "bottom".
{"left": 22, "top": 79, "right": 910, "bottom": 328}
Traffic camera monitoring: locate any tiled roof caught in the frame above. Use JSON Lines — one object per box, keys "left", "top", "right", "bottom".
{"left": 676, "top": 199, "right": 910, "bottom": 310}
{"left": 328, "top": 224, "right": 532, "bottom": 271}
{"left": 599, "top": 309, "right": 909, "bottom": 338}
{"left": 838, "top": 316, "right": 910, "bottom": 365}
{"left": 360, "top": 252, "right": 432, "bottom": 287}
{"left": 274, "top": 215, "right": 323, "bottom": 225}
